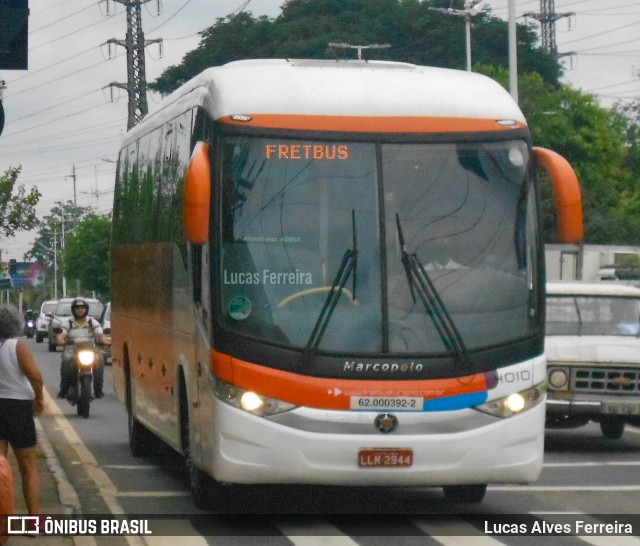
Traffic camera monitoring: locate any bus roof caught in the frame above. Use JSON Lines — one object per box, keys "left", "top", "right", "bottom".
{"left": 123, "top": 59, "right": 526, "bottom": 144}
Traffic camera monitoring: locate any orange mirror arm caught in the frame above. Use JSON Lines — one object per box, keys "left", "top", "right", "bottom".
{"left": 534, "top": 147, "right": 583, "bottom": 243}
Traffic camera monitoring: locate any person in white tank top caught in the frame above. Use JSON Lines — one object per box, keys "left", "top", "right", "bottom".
{"left": 0, "top": 304, "right": 44, "bottom": 518}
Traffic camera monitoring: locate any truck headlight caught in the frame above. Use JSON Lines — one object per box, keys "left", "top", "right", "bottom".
{"left": 548, "top": 367, "right": 569, "bottom": 389}
{"left": 475, "top": 383, "right": 546, "bottom": 418}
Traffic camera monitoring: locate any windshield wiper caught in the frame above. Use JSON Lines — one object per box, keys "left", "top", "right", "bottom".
{"left": 395, "top": 214, "right": 471, "bottom": 370}
{"left": 573, "top": 297, "right": 583, "bottom": 336}
{"left": 305, "top": 210, "right": 358, "bottom": 352}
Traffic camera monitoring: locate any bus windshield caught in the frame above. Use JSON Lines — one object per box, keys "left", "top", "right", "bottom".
{"left": 218, "top": 135, "right": 538, "bottom": 356}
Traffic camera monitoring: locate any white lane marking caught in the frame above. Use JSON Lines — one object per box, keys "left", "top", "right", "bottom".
{"left": 411, "top": 518, "right": 506, "bottom": 545}
{"left": 272, "top": 520, "right": 360, "bottom": 545}
{"left": 44, "top": 389, "right": 208, "bottom": 546}
{"left": 490, "top": 485, "right": 640, "bottom": 491}
{"left": 544, "top": 461, "right": 640, "bottom": 467}
{"left": 116, "top": 492, "right": 192, "bottom": 497}
{"left": 578, "top": 538, "right": 640, "bottom": 546}
{"left": 104, "top": 465, "right": 159, "bottom": 470}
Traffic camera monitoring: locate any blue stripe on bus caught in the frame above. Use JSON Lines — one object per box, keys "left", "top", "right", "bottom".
{"left": 422, "top": 391, "right": 488, "bottom": 411}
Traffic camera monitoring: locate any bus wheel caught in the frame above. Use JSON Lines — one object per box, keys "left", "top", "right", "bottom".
{"left": 443, "top": 484, "right": 487, "bottom": 504}
{"left": 600, "top": 417, "right": 625, "bottom": 439}
{"left": 178, "top": 377, "right": 213, "bottom": 508}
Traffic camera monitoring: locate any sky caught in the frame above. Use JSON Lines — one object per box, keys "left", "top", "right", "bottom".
{"left": 0, "top": 0, "right": 638, "bottom": 262}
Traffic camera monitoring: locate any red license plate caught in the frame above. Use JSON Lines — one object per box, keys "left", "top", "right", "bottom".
{"left": 358, "top": 448, "right": 413, "bottom": 468}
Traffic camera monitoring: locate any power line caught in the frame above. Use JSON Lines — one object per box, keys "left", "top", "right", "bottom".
{"left": 2, "top": 88, "right": 103, "bottom": 125}
{"left": 29, "top": 12, "right": 123, "bottom": 52}
{"left": 30, "top": 4, "right": 95, "bottom": 33}
{"left": 4, "top": 55, "right": 120, "bottom": 99}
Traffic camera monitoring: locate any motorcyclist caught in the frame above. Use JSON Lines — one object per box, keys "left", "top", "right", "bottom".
{"left": 23, "top": 308, "right": 36, "bottom": 330}
{"left": 55, "top": 298, "right": 111, "bottom": 399}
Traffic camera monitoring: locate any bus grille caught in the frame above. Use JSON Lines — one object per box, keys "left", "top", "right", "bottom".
{"left": 571, "top": 368, "right": 640, "bottom": 394}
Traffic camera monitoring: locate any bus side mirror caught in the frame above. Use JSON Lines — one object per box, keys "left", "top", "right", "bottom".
{"left": 183, "top": 141, "right": 211, "bottom": 244}
{"left": 533, "top": 147, "right": 583, "bottom": 243}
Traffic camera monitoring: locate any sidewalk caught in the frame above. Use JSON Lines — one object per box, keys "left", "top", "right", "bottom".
{"left": 5, "top": 419, "right": 78, "bottom": 546}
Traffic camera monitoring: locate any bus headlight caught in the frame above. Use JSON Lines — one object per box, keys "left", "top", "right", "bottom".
{"left": 474, "top": 383, "right": 545, "bottom": 419}
{"left": 213, "top": 378, "right": 296, "bottom": 417}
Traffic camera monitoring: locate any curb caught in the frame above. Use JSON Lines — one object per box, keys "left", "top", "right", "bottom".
{"left": 37, "top": 397, "right": 98, "bottom": 546}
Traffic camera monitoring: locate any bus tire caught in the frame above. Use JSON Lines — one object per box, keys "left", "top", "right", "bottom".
{"left": 178, "top": 373, "right": 228, "bottom": 510}
{"left": 443, "top": 484, "right": 487, "bottom": 504}
{"left": 600, "top": 417, "right": 625, "bottom": 439}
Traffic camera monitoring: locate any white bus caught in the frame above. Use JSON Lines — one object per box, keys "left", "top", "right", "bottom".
{"left": 111, "top": 59, "right": 583, "bottom": 507}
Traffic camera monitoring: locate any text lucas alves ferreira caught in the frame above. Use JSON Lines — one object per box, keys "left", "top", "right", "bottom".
{"left": 485, "top": 519, "right": 634, "bottom": 536}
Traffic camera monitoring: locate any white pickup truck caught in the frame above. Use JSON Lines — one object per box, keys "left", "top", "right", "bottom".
{"left": 545, "top": 282, "right": 640, "bottom": 439}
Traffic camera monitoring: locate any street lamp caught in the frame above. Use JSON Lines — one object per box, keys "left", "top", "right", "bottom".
{"left": 430, "top": 1, "right": 487, "bottom": 72}
{"left": 508, "top": 0, "right": 518, "bottom": 102}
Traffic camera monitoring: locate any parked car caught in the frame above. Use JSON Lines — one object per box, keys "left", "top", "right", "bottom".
{"left": 47, "top": 297, "right": 104, "bottom": 352}
{"left": 100, "top": 302, "right": 111, "bottom": 365}
{"left": 36, "top": 300, "right": 57, "bottom": 343}
{"left": 545, "top": 282, "right": 640, "bottom": 439}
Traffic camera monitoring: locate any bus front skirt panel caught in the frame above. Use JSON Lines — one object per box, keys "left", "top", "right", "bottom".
{"left": 206, "top": 399, "right": 545, "bottom": 487}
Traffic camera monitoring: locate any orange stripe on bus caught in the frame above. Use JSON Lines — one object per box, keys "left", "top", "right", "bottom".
{"left": 219, "top": 114, "right": 526, "bottom": 133}
{"left": 210, "top": 349, "right": 489, "bottom": 410}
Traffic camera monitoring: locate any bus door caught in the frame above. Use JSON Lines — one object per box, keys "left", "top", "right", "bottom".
{"left": 191, "top": 241, "right": 213, "bottom": 462}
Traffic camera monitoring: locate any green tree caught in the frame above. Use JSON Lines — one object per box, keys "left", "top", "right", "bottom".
{"left": 151, "top": 0, "right": 558, "bottom": 94}
{"left": 479, "top": 66, "right": 631, "bottom": 244}
{"left": 61, "top": 214, "right": 111, "bottom": 300}
{"left": 0, "top": 166, "right": 41, "bottom": 238}
{"left": 148, "top": 0, "right": 640, "bottom": 247}
{"left": 25, "top": 201, "right": 94, "bottom": 268}
{"left": 25, "top": 201, "right": 94, "bottom": 297}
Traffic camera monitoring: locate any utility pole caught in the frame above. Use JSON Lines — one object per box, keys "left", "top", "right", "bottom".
{"left": 103, "top": 0, "right": 162, "bottom": 130}
{"left": 524, "top": 0, "right": 574, "bottom": 59}
{"left": 508, "top": 0, "right": 518, "bottom": 103}
{"left": 65, "top": 165, "right": 77, "bottom": 207}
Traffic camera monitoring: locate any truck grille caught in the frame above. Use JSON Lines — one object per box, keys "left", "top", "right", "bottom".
{"left": 571, "top": 368, "right": 640, "bottom": 394}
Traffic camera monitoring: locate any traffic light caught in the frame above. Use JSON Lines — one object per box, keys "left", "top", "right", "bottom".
{"left": 0, "top": 0, "right": 29, "bottom": 70}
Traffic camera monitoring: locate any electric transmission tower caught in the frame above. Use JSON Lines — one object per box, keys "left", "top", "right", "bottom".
{"left": 103, "top": 0, "right": 162, "bottom": 130}
{"left": 524, "top": 0, "right": 573, "bottom": 59}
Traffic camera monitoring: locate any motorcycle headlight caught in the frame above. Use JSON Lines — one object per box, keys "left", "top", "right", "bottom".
{"left": 474, "top": 383, "right": 546, "bottom": 419}
{"left": 77, "top": 350, "right": 96, "bottom": 366}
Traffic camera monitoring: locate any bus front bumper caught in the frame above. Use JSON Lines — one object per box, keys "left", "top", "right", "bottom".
{"left": 206, "top": 399, "right": 545, "bottom": 487}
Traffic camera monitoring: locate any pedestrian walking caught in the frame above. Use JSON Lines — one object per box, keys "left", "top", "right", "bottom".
{"left": 0, "top": 304, "right": 44, "bottom": 519}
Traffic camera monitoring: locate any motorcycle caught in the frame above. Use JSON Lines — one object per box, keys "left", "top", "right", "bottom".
{"left": 24, "top": 319, "right": 35, "bottom": 338}
{"left": 54, "top": 330, "right": 99, "bottom": 419}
